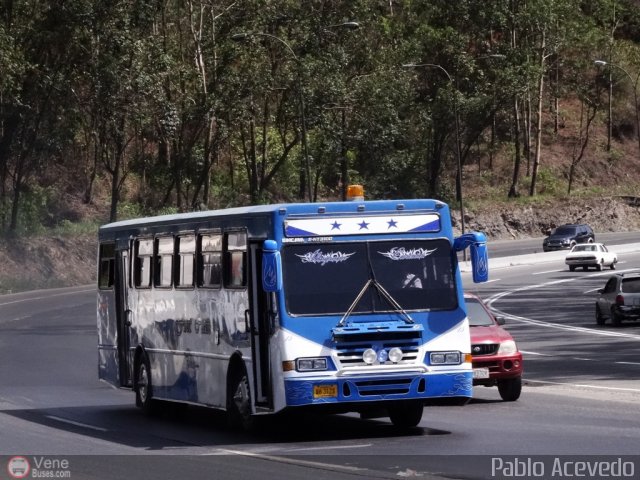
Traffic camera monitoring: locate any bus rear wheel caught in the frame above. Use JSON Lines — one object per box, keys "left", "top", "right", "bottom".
{"left": 388, "top": 401, "right": 423, "bottom": 428}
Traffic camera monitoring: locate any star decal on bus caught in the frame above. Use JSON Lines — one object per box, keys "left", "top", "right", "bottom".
{"left": 330, "top": 221, "right": 341, "bottom": 230}
{"left": 358, "top": 220, "right": 370, "bottom": 230}
{"left": 387, "top": 219, "right": 398, "bottom": 229}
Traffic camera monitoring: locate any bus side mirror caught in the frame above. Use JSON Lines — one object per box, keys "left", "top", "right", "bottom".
{"left": 453, "top": 232, "right": 489, "bottom": 283}
{"left": 470, "top": 239, "right": 488, "bottom": 283}
{"left": 262, "top": 240, "right": 282, "bottom": 293}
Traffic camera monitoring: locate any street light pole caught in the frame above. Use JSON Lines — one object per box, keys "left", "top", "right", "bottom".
{"left": 402, "top": 63, "right": 466, "bottom": 238}
{"left": 594, "top": 59, "right": 640, "bottom": 155}
{"left": 232, "top": 32, "right": 312, "bottom": 202}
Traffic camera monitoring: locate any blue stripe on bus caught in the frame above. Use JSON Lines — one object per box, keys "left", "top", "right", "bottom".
{"left": 284, "top": 225, "right": 316, "bottom": 237}
{"left": 409, "top": 219, "right": 441, "bottom": 232}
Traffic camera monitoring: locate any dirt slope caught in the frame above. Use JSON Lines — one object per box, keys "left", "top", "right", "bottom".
{"left": 1, "top": 196, "right": 638, "bottom": 294}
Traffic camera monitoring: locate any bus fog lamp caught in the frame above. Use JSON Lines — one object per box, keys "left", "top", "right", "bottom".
{"left": 363, "top": 348, "right": 377, "bottom": 365}
{"left": 388, "top": 347, "right": 403, "bottom": 363}
{"left": 296, "top": 357, "right": 328, "bottom": 372}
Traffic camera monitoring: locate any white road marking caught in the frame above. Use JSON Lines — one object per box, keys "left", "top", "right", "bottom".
{"left": 212, "top": 449, "right": 364, "bottom": 472}
{"left": 588, "top": 267, "right": 638, "bottom": 277}
{"left": 532, "top": 269, "right": 563, "bottom": 275}
{"left": 484, "top": 278, "right": 502, "bottom": 284}
{"left": 583, "top": 287, "right": 601, "bottom": 294}
{"left": 518, "top": 351, "right": 636, "bottom": 364}
{"left": 46, "top": 415, "right": 108, "bottom": 432}
{"left": 520, "top": 350, "right": 553, "bottom": 356}
{"left": 495, "top": 309, "right": 640, "bottom": 339}
{"left": 0, "top": 288, "right": 94, "bottom": 307}
{"left": 486, "top": 279, "right": 640, "bottom": 340}
{"left": 525, "top": 379, "right": 640, "bottom": 393}
{"left": 286, "top": 444, "right": 373, "bottom": 452}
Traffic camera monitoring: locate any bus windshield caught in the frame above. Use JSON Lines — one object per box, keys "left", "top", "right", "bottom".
{"left": 282, "top": 239, "right": 457, "bottom": 316}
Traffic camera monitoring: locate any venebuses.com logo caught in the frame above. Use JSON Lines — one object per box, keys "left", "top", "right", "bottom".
{"left": 6, "top": 456, "right": 71, "bottom": 478}
{"left": 7, "top": 456, "right": 30, "bottom": 479}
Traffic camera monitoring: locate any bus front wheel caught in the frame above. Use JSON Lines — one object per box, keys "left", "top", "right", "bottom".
{"left": 227, "top": 365, "right": 254, "bottom": 431}
{"left": 135, "top": 353, "right": 156, "bottom": 414}
{"left": 388, "top": 401, "right": 423, "bottom": 428}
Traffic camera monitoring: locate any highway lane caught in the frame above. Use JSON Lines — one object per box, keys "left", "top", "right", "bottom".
{"left": 465, "top": 249, "right": 640, "bottom": 393}
{"left": 2, "top": 244, "right": 640, "bottom": 479}
{"left": 488, "top": 230, "right": 640, "bottom": 258}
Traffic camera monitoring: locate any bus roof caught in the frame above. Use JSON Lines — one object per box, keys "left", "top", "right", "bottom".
{"left": 99, "top": 198, "right": 449, "bottom": 233}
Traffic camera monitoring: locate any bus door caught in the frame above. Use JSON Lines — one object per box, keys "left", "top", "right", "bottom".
{"left": 248, "top": 242, "right": 273, "bottom": 409}
{"left": 115, "top": 246, "right": 133, "bottom": 388}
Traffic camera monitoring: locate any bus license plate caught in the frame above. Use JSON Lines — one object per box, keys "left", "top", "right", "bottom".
{"left": 473, "top": 368, "right": 490, "bottom": 379}
{"left": 313, "top": 384, "right": 338, "bottom": 398}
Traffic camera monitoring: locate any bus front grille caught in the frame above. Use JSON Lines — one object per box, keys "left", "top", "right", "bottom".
{"left": 335, "top": 339, "right": 421, "bottom": 367}
{"left": 354, "top": 378, "right": 412, "bottom": 396}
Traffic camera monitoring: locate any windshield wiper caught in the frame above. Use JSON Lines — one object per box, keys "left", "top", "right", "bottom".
{"left": 336, "top": 278, "right": 414, "bottom": 327}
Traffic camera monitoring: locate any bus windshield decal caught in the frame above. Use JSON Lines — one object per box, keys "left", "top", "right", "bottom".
{"left": 378, "top": 247, "right": 437, "bottom": 261}
{"left": 283, "top": 239, "right": 456, "bottom": 315}
{"left": 285, "top": 214, "right": 440, "bottom": 237}
{"left": 295, "top": 249, "right": 356, "bottom": 266}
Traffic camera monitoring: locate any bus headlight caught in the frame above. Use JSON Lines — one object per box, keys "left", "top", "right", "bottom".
{"left": 363, "top": 348, "right": 377, "bottom": 365}
{"left": 296, "top": 357, "right": 328, "bottom": 372}
{"left": 429, "top": 351, "right": 462, "bottom": 365}
{"left": 388, "top": 347, "right": 403, "bottom": 363}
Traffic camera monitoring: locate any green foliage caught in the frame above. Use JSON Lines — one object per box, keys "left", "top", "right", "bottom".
{"left": 606, "top": 147, "right": 625, "bottom": 166}
{"left": 117, "top": 201, "right": 178, "bottom": 221}
{"left": 52, "top": 220, "right": 101, "bottom": 236}
{"left": 7, "top": 187, "right": 56, "bottom": 235}
{"left": 528, "top": 168, "right": 564, "bottom": 196}
{"left": 117, "top": 202, "right": 145, "bottom": 221}
{"left": 2, "top": 0, "right": 640, "bottom": 229}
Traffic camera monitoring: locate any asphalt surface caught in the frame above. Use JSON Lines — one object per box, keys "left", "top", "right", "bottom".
{"left": 2, "top": 239, "right": 640, "bottom": 479}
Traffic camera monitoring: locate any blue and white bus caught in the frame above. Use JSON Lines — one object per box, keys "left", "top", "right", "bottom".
{"left": 97, "top": 191, "right": 488, "bottom": 428}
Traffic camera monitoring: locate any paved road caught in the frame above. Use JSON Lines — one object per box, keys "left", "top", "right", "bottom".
{"left": 488, "top": 230, "right": 639, "bottom": 258}
{"left": 2, "top": 243, "right": 640, "bottom": 479}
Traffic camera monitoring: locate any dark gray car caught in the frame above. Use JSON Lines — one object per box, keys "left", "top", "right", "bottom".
{"left": 542, "top": 223, "right": 595, "bottom": 252}
{"left": 595, "top": 273, "right": 640, "bottom": 326}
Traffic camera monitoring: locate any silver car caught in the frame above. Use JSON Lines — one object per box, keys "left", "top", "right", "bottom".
{"left": 595, "top": 273, "right": 640, "bottom": 326}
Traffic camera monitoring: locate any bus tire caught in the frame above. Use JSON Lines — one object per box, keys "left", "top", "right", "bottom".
{"left": 227, "top": 364, "right": 254, "bottom": 431}
{"left": 135, "top": 352, "right": 156, "bottom": 414}
{"left": 388, "top": 401, "right": 423, "bottom": 428}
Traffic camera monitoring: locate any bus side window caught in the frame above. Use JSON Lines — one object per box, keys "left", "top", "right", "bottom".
{"left": 224, "top": 231, "right": 247, "bottom": 289}
{"left": 176, "top": 235, "right": 196, "bottom": 288}
{"left": 134, "top": 239, "right": 153, "bottom": 288}
{"left": 98, "top": 243, "right": 115, "bottom": 289}
{"left": 154, "top": 237, "right": 174, "bottom": 288}
{"left": 199, "top": 233, "right": 222, "bottom": 288}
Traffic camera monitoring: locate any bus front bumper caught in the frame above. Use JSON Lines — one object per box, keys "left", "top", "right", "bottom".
{"left": 284, "top": 371, "right": 472, "bottom": 407}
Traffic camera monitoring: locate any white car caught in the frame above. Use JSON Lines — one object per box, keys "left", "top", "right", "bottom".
{"left": 565, "top": 243, "right": 617, "bottom": 271}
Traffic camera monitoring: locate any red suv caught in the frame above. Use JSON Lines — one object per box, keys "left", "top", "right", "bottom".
{"left": 465, "top": 293, "right": 523, "bottom": 401}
